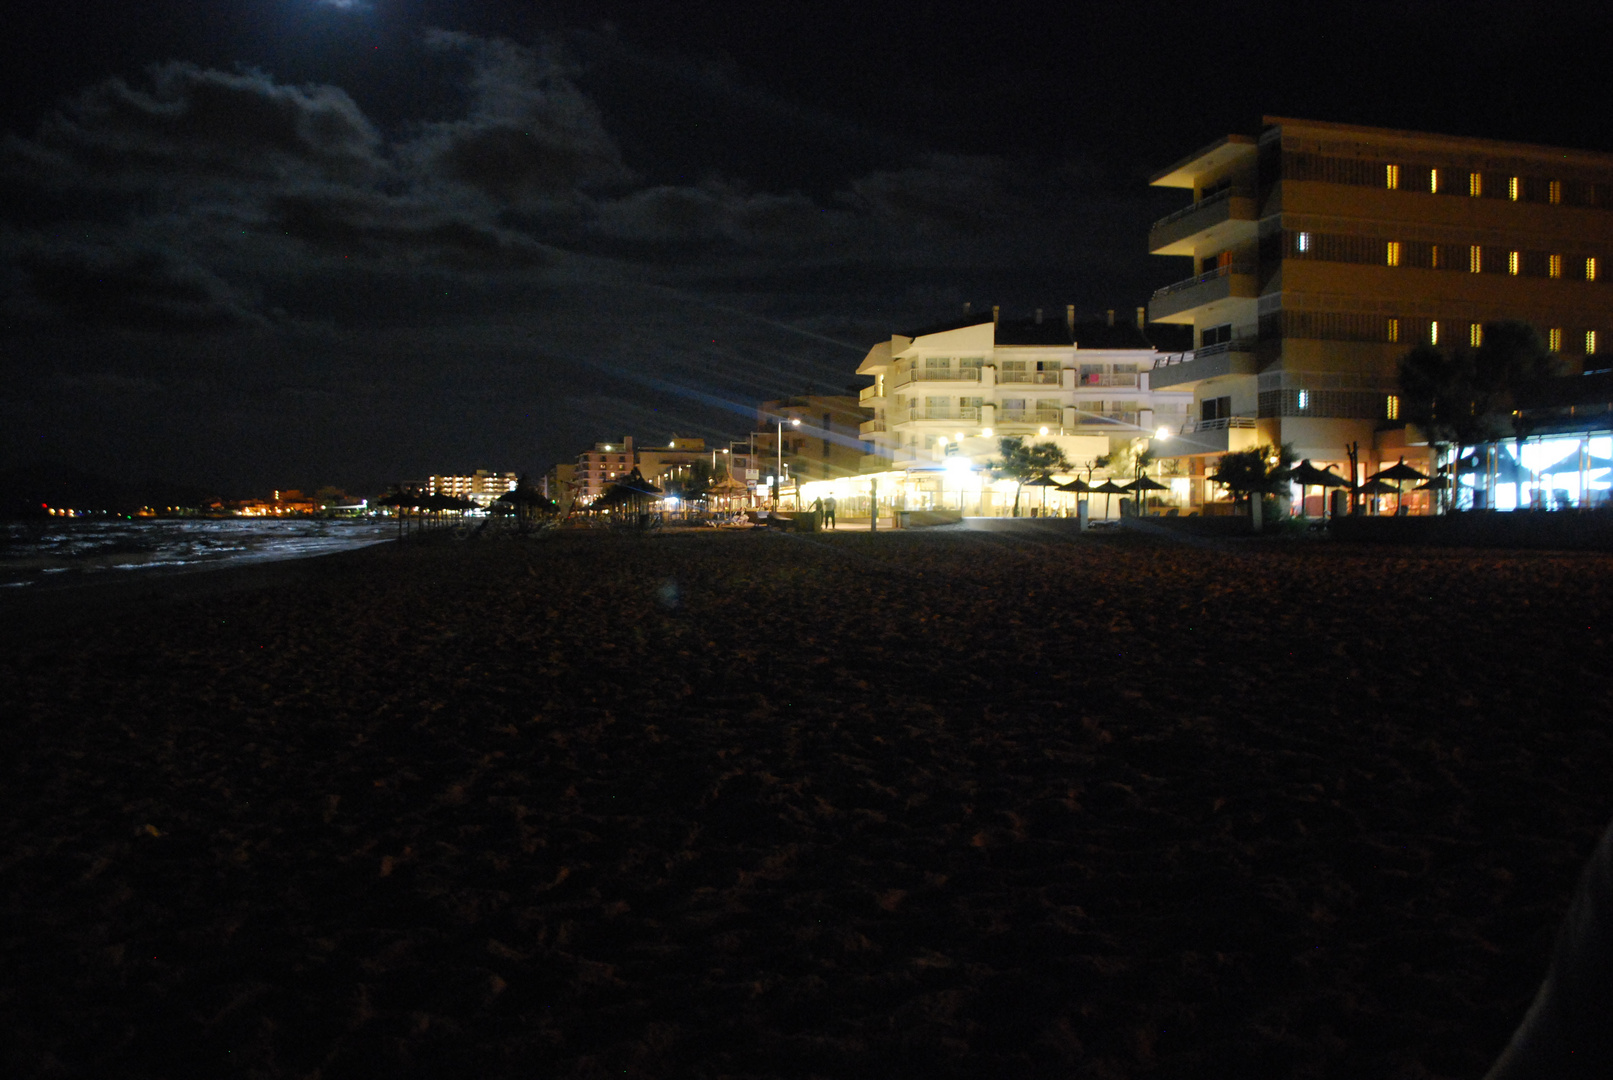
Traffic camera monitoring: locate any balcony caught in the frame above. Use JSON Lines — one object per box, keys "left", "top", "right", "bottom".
{"left": 903, "top": 406, "right": 980, "bottom": 423}
{"left": 998, "top": 370, "right": 1062, "bottom": 385}
{"left": 1148, "top": 262, "right": 1258, "bottom": 323}
{"left": 1174, "top": 415, "right": 1258, "bottom": 454}
{"left": 859, "top": 384, "right": 883, "bottom": 402}
{"left": 1149, "top": 340, "right": 1259, "bottom": 389}
{"left": 1076, "top": 372, "right": 1139, "bottom": 387}
{"left": 860, "top": 418, "right": 887, "bottom": 435}
{"left": 1074, "top": 411, "right": 1140, "bottom": 428}
{"left": 1148, "top": 186, "right": 1258, "bottom": 256}
{"left": 892, "top": 367, "right": 981, "bottom": 388}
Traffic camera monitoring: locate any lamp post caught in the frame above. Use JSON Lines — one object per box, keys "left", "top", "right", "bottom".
{"left": 777, "top": 416, "right": 800, "bottom": 508}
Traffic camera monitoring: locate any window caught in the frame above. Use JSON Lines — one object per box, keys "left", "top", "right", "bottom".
{"left": 1589, "top": 257, "right": 1599, "bottom": 282}
{"left": 1470, "top": 323, "right": 1483, "bottom": 347}
{"left": 1296, "top": 231, "right": 1312, "bottom": 253}
{"left": 1588, "top": 330, "right": 1598, "bottom": 354}
{"left": 1387, "top": 318, "right": 1400, "bottom": 343}
{"left": 1550, "top": 180, "right": 1563, "bottom": 204}
{"left": 1430, "top": 168, "right": 1441, "bottom": 193}
{"left": 1430, "top": 321, "right": 1440, "bottom": 344}
{"left": 1386, "top": 394, "right": 1400, "bottom": 420}
{"left": 1431, "top": 244, "right": 1443, "bottom": 269}
{"left": 1297, "top": 390, "right": 1310, "bottom": 410}
{"left": 1549, "top": 328, "right": 1562, "bottom": 351}
{"left": 1386, "top": 163, "right": 1400, "bottom": 189}
{"left": 1469, "top": 172, "right": 1483, "bottom": 197}
{"left": 1508, "top": 251, "right": 1520, "bottom": 275}
{"left": 1509, "top": 176, "right": 1520, "bottom": 201}
{"left": 1469, "top": 245, "right": 1482, "bottom": 273}
{"left": 1387, "top": 241, "right": 1402, "bottom": 267}
{"left": 1550, "top": 254, "right": 1563, "bottom": 278}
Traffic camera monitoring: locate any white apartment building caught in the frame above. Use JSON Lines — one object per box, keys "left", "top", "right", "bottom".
{"left": 838, "top": 307, "right": 1194, "bottom": 516}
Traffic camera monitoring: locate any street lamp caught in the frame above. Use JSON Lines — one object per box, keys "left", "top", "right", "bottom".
{"left": 776, "top": 416, "right": 800, "bottom": 507}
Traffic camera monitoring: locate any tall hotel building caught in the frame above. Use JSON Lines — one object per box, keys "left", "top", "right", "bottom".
{"left": 1147, "top": 117, "right": 1613, "bottom": 495}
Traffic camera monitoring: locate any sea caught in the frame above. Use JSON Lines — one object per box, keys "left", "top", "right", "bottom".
{"left": 0, "top": 517, "right": 395, "bottom": 589}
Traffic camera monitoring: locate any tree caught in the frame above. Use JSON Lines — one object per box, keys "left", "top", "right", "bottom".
{"left": 1209, "top": 444, "right": 1295, "bottom": 525}
{"left": 1398, "top": 321, "right": 1561, "bottom": 509}
{"left": 990, "top": 437, "right": 1072, "bottom": 517}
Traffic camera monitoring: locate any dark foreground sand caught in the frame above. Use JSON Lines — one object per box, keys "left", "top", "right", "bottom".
{"left": 3, "top": 529, "right": 1611, "bottom": 1078}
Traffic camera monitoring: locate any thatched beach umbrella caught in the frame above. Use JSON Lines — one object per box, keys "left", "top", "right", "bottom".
{"left": 497, "top": 484, "right": 557, "bottom": 533}
{"left": 1370, "top": 457, "right": 1429, "bottom": 512}
{"left": 1024, "top": 472, "right": 1060, "bottom": 514}
{"left": 1093, "top": 480, "right": 1126, "bottom": 519}
{"left": 1122, "top": 475, "right": 1169, "bottom": 515}
{"left": 1354, "top": 477, "right": 1398, "bottom": 513}
{"left": 375, "top": 490, "right": 419, "bottom": 537}
{"left": 1291, "top": 460, "right": 1349, "bottom": 519}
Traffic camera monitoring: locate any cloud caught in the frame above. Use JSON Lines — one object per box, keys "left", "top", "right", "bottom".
{"left": 10, "top": 241, "right": 262, "bottom": 331}
{"left": 400, "top": 31, "right": 633, "bottom": 208}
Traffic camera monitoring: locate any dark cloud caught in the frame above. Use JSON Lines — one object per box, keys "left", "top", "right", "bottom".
{"left": 10, "top": 241, "right": 260, "bottom": 331}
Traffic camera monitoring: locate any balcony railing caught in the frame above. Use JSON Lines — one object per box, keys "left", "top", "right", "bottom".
{"left": 1151, "top": 262, "right": 1257, "bottom": 299}
{"left": 892, "top": 367, "right": 981, "bottom": 388}
{"left": 859, "top": 384, "right": 883, "bottom": 402}
{"left": 1149, "top": 185, "right": 1251, "bottom": 231}
{"left": 1180, "top": 416, "right": 1256, "bottom": 434}
{"left": 904, "top": 406, "right": 980, "bottom": 422}
{"left": 999, "top": 370, "right": 1062, "bottom": 385}
{"left": 1074, "top": 411, "right": 1140, "bottom": 427}
{"left": 860, "top": 419, "right": 887, "bottom": 434}
{"left": 1077, "top": 372, "right": 1140, "bottom": 387}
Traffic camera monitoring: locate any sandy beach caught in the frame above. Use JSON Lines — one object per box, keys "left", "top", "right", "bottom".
{"left": 3, "top": 528, "right": 1611, "bottom": 1078}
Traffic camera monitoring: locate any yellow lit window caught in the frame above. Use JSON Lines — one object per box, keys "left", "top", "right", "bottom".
{"left": 1386, "top": 164, "right": 1400, "bottom": 190}
{"left": 1509, "top": 176, "right": 1520, "bottom": 201}
{"left": 1549, "top": 180, "right": 1562, "bottom": 204}
{"left": 1469, "top": 245, "right": 1482, "bottom": 273}
{"left": 1430, "top": 320, "right": 1440, "bottom": 344}
{"left": 1387, "top": 318, "right": 1400, "bottom": 343}
{"left": 1431, "top": 244, "right": 1442, "bottom": 268}
{"left": 1549, "top": 254, "right": 1563, "bottom": 278}
{"left": 1589, "top": 257, "right": 1599, "bottom": 282}
{"left": 1508, "top": 251, "right": 1520, "bottom": 275}
{"left": 1469, "top": 172, "right": 1482, "bottom": 196}
{"left": 1386, "top": 394, "right": 1400, "bottom": 420}
{"left": 1470, "top": 323, "right": 1483, "bottom": 347}
{"left": 1387, "top": 241, "right": 1402, "bottom": 267}
{"left": 1588, "top": 330, "right": 1598, "bottom": 354}
{"left": 1430, "top": 168, "right": 1441, "bottom": 193}
{"left": 1549, "top": 328, "right": 1562, "bottom": 351}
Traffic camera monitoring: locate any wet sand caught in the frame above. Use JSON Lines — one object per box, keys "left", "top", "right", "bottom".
{"left": 3, "top": 529, "right": 1611, "bottom": 1078}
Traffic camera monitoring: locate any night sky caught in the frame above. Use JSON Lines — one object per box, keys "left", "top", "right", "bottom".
{"left": 5, "top": 1, "right": 1611, "bottom": 494}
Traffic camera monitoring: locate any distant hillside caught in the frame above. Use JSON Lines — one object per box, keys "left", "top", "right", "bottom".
{"left": 0, "top": 465, "right": 224, "bottom": 517}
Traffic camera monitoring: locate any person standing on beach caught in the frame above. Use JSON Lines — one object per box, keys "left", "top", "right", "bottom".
{"left": 824, "top": 495, "right": 837, "bottom": 529}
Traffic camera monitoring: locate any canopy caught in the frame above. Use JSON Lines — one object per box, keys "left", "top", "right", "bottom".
{"left": 1055, "top": 478, "right": 1092, "bottom": 493}
{"left": 1354, "top": 478, "right": 1399, "bottom": 495}
{"left": 1291, "top": 460, "right": 1350, "bottom": 488}
{"left": 1093, "top": 481, "right": 1128, "bottom": 495}
{"left": 1123, "top": 476, "right": 1169, "bottom": 492}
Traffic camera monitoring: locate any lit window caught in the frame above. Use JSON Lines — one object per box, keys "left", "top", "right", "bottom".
{"left": 1296, "top": 231, "right": 1311, "bottom": 253}
{"left": 1387, "top": 241, "right": 1402, "bottom": 267}
{"left": 1298, "top": 390, "right": 1309, "bottom": 410}
{"left": 1386, "top": 394, "right": 1400, "bottom": 420}
{"left": 1387, "top": 317, "right": 1400, "bottom": 343}
{"left": 1470, "top": 323, "right": 1483, "bottom": 347}
{"left": 1469, "top": 172, "right": 1483, "bottom": 197}
{"left": 1508, "top": 251, "right": 1520, "bottom": 275}
{"left": 1509, "top": 176, "right": 1520, "bottom": 201}
{"left": 1386, "top": 164, "right": 1400, "bottom": 190}
{"left": 1430, "top": 321, "right": 1440, "bottom": 344}
{"left": 1549, "top": 180, "right": 1563, "bottom": 204}
{"left": 1550, "top": 254, "right": 1563, "bottom": 278}
{"left": 1588, "top": 330, "right": 1598, "bottom": 354}
{"left": 1549, "top": 328, "right": 1562, "bottom": 351}
{"left": 1430, "top": 168, "right": 1441, "bottom": 193}
{"left": 1469, "top": 245, "right": 1482, "bottom": 273}
{"left": 1589, "top": 257, "right": 1599, "bottom": 282}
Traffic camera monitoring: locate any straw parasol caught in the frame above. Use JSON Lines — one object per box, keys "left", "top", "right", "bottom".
{"left": 1024, "top": 473, "right": 1060, "bottom": 514}
{"left": 1122, "top": 475, "right": 1169, "bottom": 515}
{"left": 1291, "top": 460, "right": 1350, "bottom": 518}
{"left": 1369, "top": 457, "right": 1430, "bottom": 510}
{"left": 1093, "top": 480, "right": 1127, "bottom": 519}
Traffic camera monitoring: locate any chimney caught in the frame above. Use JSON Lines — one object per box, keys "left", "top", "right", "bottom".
{"left": 1136, "top": 306, "right": 1147, "bottom": 329}
{"left": 1065, "top": 304, "right": 1075, "bottom": 335}
{"left": 1035, "top": 308, "right": 1043, "bottom": 324}
{"left": 992, "top": 305, "right": 1000, "bottom": 324}
{"left": 1106, "top": 309, "right": 1114, "bottom": 327}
